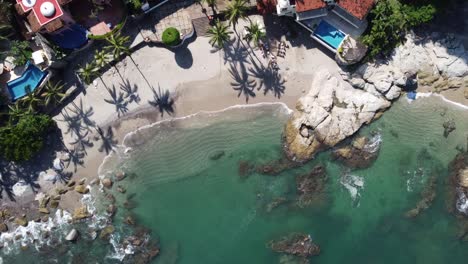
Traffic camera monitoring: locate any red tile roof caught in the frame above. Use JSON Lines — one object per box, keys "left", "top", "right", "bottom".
{"left": 295, "top": 0, "right": 326, "bottom": 13}
{"left": 257, "top": 0, "right": 277, "bottom": 15}
{"left": 336, "top": 0, "right": 375, "bottom": 20}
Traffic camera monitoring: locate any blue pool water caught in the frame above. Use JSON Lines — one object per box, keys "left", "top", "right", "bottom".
{"left": 313, "top": 20, "right": 346, "bottom": 50}
{"left": 7, "top": 62, "right": 48, "bottom": 101}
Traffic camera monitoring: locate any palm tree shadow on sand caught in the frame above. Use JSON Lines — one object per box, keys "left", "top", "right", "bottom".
{"left": 96, "top": 126, "right": 118, "bottom": 154}
{"left": 148, "top": 85, "right": 175, "bottom": 117}
{"left": 104, "top": 85, "right": 129, "bottom": 117}
{"left": 229, "top": 61, "right": 256, "bottom": 102}
{"left": 120, "top": 79, "right": 141, "bottom": 104}
{"left": 248, "top": 59, "right": 286, "bottom": 98}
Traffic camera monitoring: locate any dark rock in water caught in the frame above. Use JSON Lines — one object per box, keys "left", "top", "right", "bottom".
{"left": 106, "top": 204, "right": 117, "bottom": 217}
{"left": 447, "top": 151, "right": 468, "bottom": 216}
{"left": 443, "top": 119, "right": 456, "bottom": 138}
{"left": 99, "top": 225, "right": 115, "bottom": 240}
{"left": 117, "top": 185, "right": 126, "bottom": 193}
{"left": 404, "top": 175, "right": 437, "bottom": 218}
{"left": 256, "top": 158, "right": 299, "bottom": 176}
{"left": 269, "top": 233, "right": 320, "bottom": 258}
{"left": 124, "top": 215, "right": 136, "bottom": 226}
{"left": 115, "top": 171, "right": 126, "bottom": 181}
{"left": 278, "top": 254, "right": 309, "bottom": 264}
{"left": 106, "top": 193, "right": 116, "bottom": 203}
{"left": 238, "top": 160, "right": 255, "bottom": 179}
{"left": 209, "top": 150, "right": 225, "bottom": 160}
{"left": 296, "top": 165, "right": 328, "bottom": 208}
{"left": 266, "top": 197, "right": 287, "bottom": 212}
{"left": 102, "top": 178, "right": 113, "bottom": 189}
{"left": 332, "top": 135, "right": 381, "bottom": 169}
{"left": 124, "top": 200, "right": 137, "bottom": 209}
{"left": 0, "top": 223, "right": 8, "bottom": 232}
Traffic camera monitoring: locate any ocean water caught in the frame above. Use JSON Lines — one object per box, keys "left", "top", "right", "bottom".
{"left": 1, "top": 97, "right": 468, "bottom": 263}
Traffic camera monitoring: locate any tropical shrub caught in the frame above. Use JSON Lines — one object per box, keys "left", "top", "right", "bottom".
{"left": 362, "top": 0, "right": 435, "bottom": 59}
{"left": 162, "top": 27, "right": 181, "bottom": 46}
{"left": 9, "top": 40, "right": 32, "bottom": 66}
{"left": 0, "top": 114, "right": 56, "bottom": 161}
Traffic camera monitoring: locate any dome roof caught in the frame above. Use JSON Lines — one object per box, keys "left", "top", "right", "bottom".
{"left": 22, "top": 0, "right": 36, "bottom": 8}
{"left": 40, "top": 2, "right": 56, "bottom": 18}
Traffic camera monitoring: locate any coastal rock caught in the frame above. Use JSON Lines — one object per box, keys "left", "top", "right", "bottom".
{"left": 459, "top": 168, "right": 468, "bottom": 188}
{"left": 0, "top": 223, "right": 8, "bottom": 232}
{"left": 39, "top": 208, "right": 50, "bottom": 214}
{"left": 296, "top": 165, "right": 328, "bottom": 207}
{"left": 270, "top": 233, "right": 320, "bottom": 258}
{"left": 50, "top": 200, "right": 59, "bottom": 209}
{"left": 99, "top": 225, "right": 115, "bottom": 240}
{"left": 102, "top": 178, "right": 113, "bottom": 189}
{"left": 73, "top": 206, "right": 90, "bottom": 221}
{"left": 67, "top": 181, "right": 76, "bottom": 187}
{"left": 332, "top": 135, "right": 381, "bottom": 169}
{"left": 14, "top": 217, "right": 28, "bottom": 227}
{"left": 65, "top": 229, "right": 79, "bottom": 241}
{"left": 283, "top": 70, "right": 391, "bottom": 162}
{"left": 124, "top": 215, "right": 136, "bottom": 226}
{"left": 443, "top": 119, "right": 456, "bottom": 138}
{"left": 384, "top": 85, "right": 402, "bottom": 101}
{"left": 106, "top": 204, "right": 117, "bottom": 216}
{"left": 115, "top": 171, "right": 126, "bottom": 181}
{"left": 209, "top": 150, "right": 225, "bottom": 160}
{"left": 74, "top": 185, "right": 89, "bottom": 194}
{"left": 117, "top": 185, "right": 126, "bottom": 193}
{"left": 78, "top": 178, "right": 86, "bottom": 185}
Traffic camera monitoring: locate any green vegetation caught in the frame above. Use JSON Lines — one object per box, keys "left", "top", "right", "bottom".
{"left": 362, "top": 0, "right": 436, "bottom": 58}
{"left": 162, "top": 27, "right": 181, "bottom": 47}
{"left": 225, "top": 0, "right": 249, "bottom": 31}
{"left": 207, "top": 20, "right": 232, "bottom": 49}
{"left": 9, "top": 40, "right": 32, "bottom": 66}
{"left": 41, "top": 81, "right": 66, "bottom": 106}
{"left": 125, "top": 0, "right": 142, "bottom": 14}
{"left": 0, "top": 113, "right": 56, "bottom": 162}
{"left": 77, "top": 62, "right": 99, "bottom": 85}
{"left": 244, "top": 21, "right": 266, "bottom": 47}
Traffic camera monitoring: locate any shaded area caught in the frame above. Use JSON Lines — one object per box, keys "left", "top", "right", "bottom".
{"left": 148, "top": 85, "right": 175, "bottom": 117}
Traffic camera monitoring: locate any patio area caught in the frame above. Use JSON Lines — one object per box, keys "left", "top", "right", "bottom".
{"left": 68, "top": 0, "right": 126, "bottom": 36}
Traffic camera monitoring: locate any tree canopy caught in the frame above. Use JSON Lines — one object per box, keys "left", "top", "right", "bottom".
{"left": 362, "top": 0, "right": 436, "bottom": 58}
{"left": 0, "top": 114, "right": 56, "bottom": 162}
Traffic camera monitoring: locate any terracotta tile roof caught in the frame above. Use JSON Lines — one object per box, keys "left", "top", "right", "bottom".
{"left": 257, "top": 0, "right": 277, "bottom": 15}
{"left": 27, "top": 12, "right": 64, "bottom": 33}
{"left": 295, "top": 0, "right": 326, "bottom": 13}
{"left": 14, "top": 3, "right": 29, "bottom": 16}
{"left": 336, "top": 0, "right": 375, "bottom": 20}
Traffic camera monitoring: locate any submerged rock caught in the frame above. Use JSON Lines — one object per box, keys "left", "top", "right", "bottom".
{"left": 270, "top": 233, "right": 320, "bottom": 258}
{"left": 209, "top": 150, "right": 225, "bottom": 160}
{"left": 99, "top": 225, "right": 115, "bottom": 240}
{"left": 256, "top": 158, "right": 299, "bottom": 176}
{"left": 283, "top": 70, "right": 390, "bottom": 162}
{"left": 443, "top": 119, "right": 456, "bottom": 138}
{"left": 102, "top": 178, "right": 113, "bottom": 189}
{"left": 238, "top": 160, "right": 255, "bottom": 179}
{"left": 405, "top": 176, "right": 437, "bottom": 218}
{"left": 332, "top": 135, "right": 381, "bottom": 169}
{"left": 115, "top": 171, "right": 126, "bottom": 181}
{"left": 296, "top": 165, "right": 328, "bottom": 208}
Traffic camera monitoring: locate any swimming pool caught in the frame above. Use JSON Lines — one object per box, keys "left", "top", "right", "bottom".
{"left": 313, "top": 20, "right": 346, "bottom": 50}
{"left": 7, "top": 61, "right": 48, "bottom": 101}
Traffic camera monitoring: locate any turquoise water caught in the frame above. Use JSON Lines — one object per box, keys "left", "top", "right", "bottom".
{"left": 313, "top": 20, "right": 346, "bottom": 50}
{"left": 1, "top": 97, "right": 468, "bottom": 263}
{"left": 7, "top": 62, "right": 48, "bottom": 101}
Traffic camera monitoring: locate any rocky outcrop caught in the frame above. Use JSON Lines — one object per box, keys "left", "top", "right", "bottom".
{"left": 296, "top": 165, "right": 328, "bottom": 207}
{"left": 65, "top": 229, "right": 79, "bottom": 241}
{"left": 269, "top": 233, "right": 320, "bottom": 258}
{"left": 343, "top": 33, "right": 468, "bottom": 98}
{"left": 283, "top": 70, "right": 391, "bottom": 162}
{"left": 332, "top": 135, "right": 382, "bottom": 169}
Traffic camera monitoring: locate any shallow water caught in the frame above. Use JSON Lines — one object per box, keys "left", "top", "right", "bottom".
{"left": 2, "top": 97, "right": 468, "bottom": 263}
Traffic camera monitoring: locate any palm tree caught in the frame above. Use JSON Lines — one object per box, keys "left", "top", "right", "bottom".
{"left": 94, "top": 49, "right": 125, "bottom": 82}
{"left": 207, "top": 20, "right": 232, "bottom": 50}
{"left": 225, "top": 0, "right": 249, "bottom": 32}
{"left": 77, "top": 63, "right": 98, "bottom": 85}
{"left": 42, "top": 81, "right": 66, "bottom": 106}
{"left": 105, "top": 32, "right": 152, "bottom": 90}
{"left": 7, "top": 103, "right": 24, "bottom": 124}
{"left": 203, "top": 0, "right": 217, "bottom": 17}
{"left": 20, "top": 86, "right": 41, "bottom": 113}
{"left": 244, "top": 21, "right": 265, "bottom": 47}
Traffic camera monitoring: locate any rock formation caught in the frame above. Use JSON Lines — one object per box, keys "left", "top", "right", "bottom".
{"left": 283, "top": 70, "right": 391, "bottom": 162}
{"left": 343, "top": 33, "right": 468, "bottom": 98}
{"left": 332, "top": 134, "right": 381, "bottom": 169}
{"left": 269, "top": 233, "right": 320, "bottom": 258}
